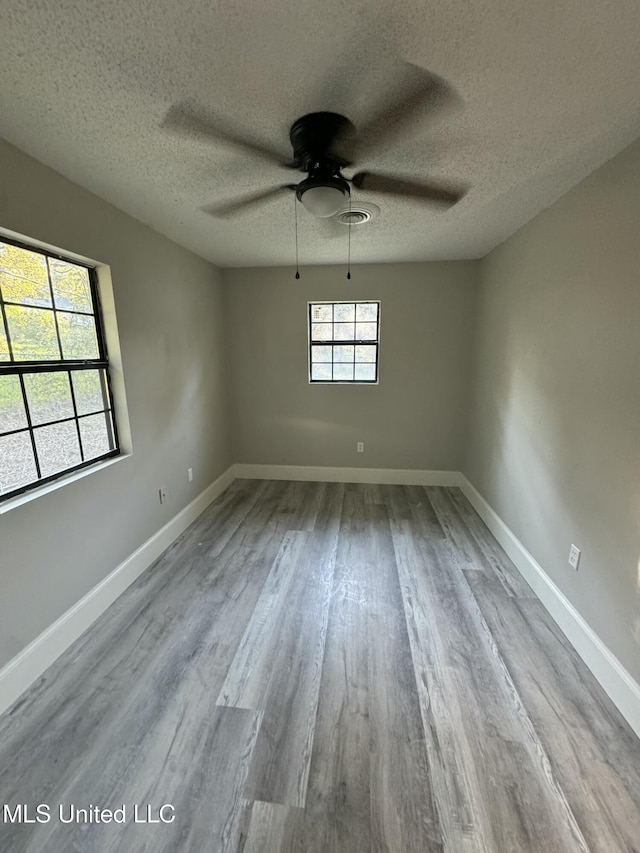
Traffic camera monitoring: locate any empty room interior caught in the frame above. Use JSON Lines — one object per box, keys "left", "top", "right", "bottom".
{"left": 1, "top": 1, "right": 640, "bottom": 851}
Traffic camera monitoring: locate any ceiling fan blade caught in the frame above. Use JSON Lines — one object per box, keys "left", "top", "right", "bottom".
{"left": 162, "top": 101, "right": 292, "bottom": 168}
{"left": 202, "top": 185, "right": 296, "bottom": 218}
{"left": 343, "top": 64, "right": 459, "bottom": 159}
{"left": 352, "top": 172, "right": 466, "bottom": 206}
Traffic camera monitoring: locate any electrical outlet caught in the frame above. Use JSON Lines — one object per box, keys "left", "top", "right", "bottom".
{"left": 357, "top": 441, "right": 364, "bottom": 453}
{"left": 159, "top": 487, "right": 167, "bottom": 505}
{"left": 187, "top": 467, "right": 193, "bottom": 482}
{"left": 568, "top": 544, "right": 581, "bottom": 570}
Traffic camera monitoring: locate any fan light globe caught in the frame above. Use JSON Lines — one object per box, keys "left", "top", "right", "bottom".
{"left": 299, "top": 185, "right": 349, "bottom": 218}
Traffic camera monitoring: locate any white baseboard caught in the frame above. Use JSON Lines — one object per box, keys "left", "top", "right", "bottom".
{"left": 233, "top": 463, "right": 460, "bottom": 486}
{"left": 459, "top": 474, "right": 640, "bottom": 739}
{"left": 0, "top": 464, "right": 236, "bottom": 716}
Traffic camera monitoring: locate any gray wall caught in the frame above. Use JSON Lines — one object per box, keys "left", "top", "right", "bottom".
{"left": 0, "top": 139, "right": 232, "bottom": 669}
{"left": 223, "top": 262, "right": 478, "bottom": 471}
{"left": 466, "top": 138, "right": 640, "bottom": 684}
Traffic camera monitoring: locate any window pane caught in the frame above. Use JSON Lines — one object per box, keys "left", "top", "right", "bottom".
{"left": 72, "top": 369, "right": 107, "bottom": 415}
{"left": 33, "top": 421, "right": 81, "bottom": 477}
{"left": 333, "top": 363, "right": 354, "bottom": 381}
{"left": 333, "top": 303, "right": 355, "bottom": 322}
{"left": 0, "top": 271, "right": 52, "bottom": 308}
{"left": 0, "top": 314, "right": 10, "bottom": 360}
{"left": 311, "top": 323, "right": 332, "bottom": 342}
{"left": 79, "top": 412, "right": 114, "bottom": 460}
{"left": 5, "top": 305, "right": 61, "bottom": 361}
{"left": 23, "top": 371, "right": 74, "bottom": 425}
{"left": 355, "top": 322, "right": 377, "bottom": 341}
{"left": 311, "top": 363, "right": 332, "bottom": 381}
{"left": 49, "top": 259, "right": 93, "bottom": 313}
{"left": 57, "top": 312, "right": 99, "bottom": 359}
{"left": 311, "top": 345, "right": 331, "bottom": 362}
{"left": 356, "top": 303, "right": 378, "bottom": 322}
{"left": 0, "top": 431, "right": 38, "bottom": 494}
{"left": 311, "top": 304, "right": 332, "bottom": 322}
{"left": 333, "top": 345, "right": 354, "bottom": 362}
{"left": 0, "top": 242, "right": 48, "bottom": 285}
{"left": 0, "top": 375, "right": 28, "bottom": 433}
{"left": 333, "top": 322, "right": 355, "bottom": 341}
{"left": 355, "top": 345, "right": 376, "bottom": 362}
{"left": 354, "top": 363, "right": 376, "bottom": 381}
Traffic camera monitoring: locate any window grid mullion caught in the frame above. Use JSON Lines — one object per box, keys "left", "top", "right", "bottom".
{"left": 0, "top": 299, "right": 97, "bottom": 319}
{"left": 0, "top": 359, "right": 108, "bottom": 375}
{"left": 98, "top": 369, "right": 116, "bottom": 449}
{"left": 53, "top": 307, "right": 96, "bottom": 320}
{"left": 0, "top": 426, "right": 31, "bottom": 439}
{"left": 17, "top": 373, "right": 42, "bottom": 480}
{"left": 313, "top": 339, "right": 375, "bottom": 346}
{"left": 0, "top": 293, "right": 16, "bottom": 361}
{"left": 67, "top": 369, "right": 85, "bottom": 462}
{"left": 45, "top": 257, "right": 65, "bottom": 361}
{"left": 1, "top": 410, "right": 109, "bottom": 439}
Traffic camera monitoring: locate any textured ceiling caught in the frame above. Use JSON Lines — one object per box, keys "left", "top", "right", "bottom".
{"left": 1, "top": 0, "right": 640, "bottom": 267}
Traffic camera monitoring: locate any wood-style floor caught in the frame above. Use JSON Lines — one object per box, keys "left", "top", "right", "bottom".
{"left": 1, "top": 479, "right": 640, "bottom": 852}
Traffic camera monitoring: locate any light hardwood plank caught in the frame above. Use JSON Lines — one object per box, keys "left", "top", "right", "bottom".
{"left": 443, "top": 486, "right": 534, "bottom": 597}
{"left": 217, "top": 532, "right": 311, "bottom": 710}
{"left": 465, "top": 567, "right": 640, "bottom": 853}
{"left": 217, "top": 532, "right": 333, "bottom": 807}
{"left": 426, "top": 486, "right": 533, "bottom": 598}
{"left": 201, "top": 476, "right": 273, "bottom": 557}
{"left": 285, "top": 484, "right": 442, "bottom": 852}
{"left": 240, "top": 801, "right": 302, "bottom": 853}
{"left": 239, "top": 538, "right": 334, "bottom": 807}
{"left": 311, "top": 481, "right": 345, "bottom": 537}
{"left": 218, "top": 484, "right": 343, "bottom": 808}
{"left": 424, "top": 484, "right": 480, "bottom": 566}
{"left": 272, "top": 479, "right": 328, "bottom": 532}
{"left": 391, "top": 516, "right": 589, "bottom": 853}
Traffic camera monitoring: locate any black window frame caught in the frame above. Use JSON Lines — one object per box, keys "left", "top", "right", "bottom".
{"left": 308, "top": 300, "right": 380, "bottom": 384}
{"left": 0, "top": 234, "right": 120, "bottom": 502}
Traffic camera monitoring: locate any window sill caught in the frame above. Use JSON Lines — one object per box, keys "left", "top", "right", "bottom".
{"left": 0, "top": 452, "right": 131, "bottom": 514}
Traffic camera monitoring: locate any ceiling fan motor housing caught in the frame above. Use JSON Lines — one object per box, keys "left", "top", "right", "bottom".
{"left": 290, "top": 112, "right": 353, "bottom": 214}
{"left": 289, "top": 112, "right": 354, "bottom": 172}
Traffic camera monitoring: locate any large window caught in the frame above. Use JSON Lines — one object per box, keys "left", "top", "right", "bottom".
{"left": 309, "top": 301, "right": 380, "bottom": 383}
{"left": 0, "top": 237, "right": 119, "bottom": 501}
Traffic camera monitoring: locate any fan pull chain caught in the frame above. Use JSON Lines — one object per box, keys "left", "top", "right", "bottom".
{"left": 347, "top": 194, "right": 352, "bottom": 280}
{"left": 294, "top": 193, "right": 300, "bottom": 279}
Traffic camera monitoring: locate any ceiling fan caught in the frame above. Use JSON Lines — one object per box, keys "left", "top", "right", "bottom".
{"left": 162, "top": 64, "right": 468, "bottom": 219}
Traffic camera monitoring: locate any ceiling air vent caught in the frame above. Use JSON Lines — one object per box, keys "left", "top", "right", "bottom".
{"left": 335, "top": 202, "right": 380, "bottom": 226}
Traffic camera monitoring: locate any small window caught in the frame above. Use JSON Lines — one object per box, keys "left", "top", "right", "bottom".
{"left": 0, "top": 236, "right": 119, "bottom": 501}
{"left": 309, "top": 301, "right": 380, "bottom": 383}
